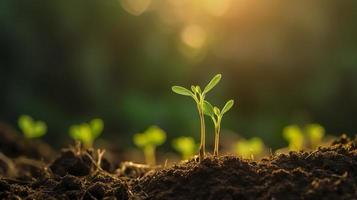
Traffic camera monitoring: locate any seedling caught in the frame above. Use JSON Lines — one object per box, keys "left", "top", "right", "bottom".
{"left": 133, "top": 126, "right": 166, "bottom": 165}
{"left": 235, "top": 137, "right": 264, "bottom": 159}
{"left": 306, "top": 124, "right": 325, "bottom": 149}
{"left": 69, "top": 118, "right": 104, "bottom": 148}
{"left": 203, "top": 100, "right": 234, "bottom": 156}
{"left": 18, "top": 115, "right": 47, "bottom": 139}
{"left": 172, "top": 136, "right": 197, "bottom": 160}
{"left": 283, "top": 125, "right": 304, "bottom": 151}
{"left": 172, "top": 74, "right": 221, "bottom": 161}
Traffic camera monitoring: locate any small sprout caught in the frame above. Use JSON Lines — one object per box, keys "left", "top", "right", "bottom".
{"left": 172, "top": 74, "right": 221, "bottom": 161}
{"left": 133, "top": 126, "right": 166, "bottom": 165}
{"left": 69, "top": 118, "right": 104, "bottom": 148}
{"left": 283, "top": 125, "right": 304, "bottom": 151}
{"left": 18, "top": 115, "right": 47, "bottom": 139}
{"left": 305, "top": 123, "right": 325, "bottom": 149}
{"left": 203, "top": 100, "right": 234, "bottom": 156}
{"left": 172, "top": 137, "right": 197, "bottom": 160}
{"left": 235, "top": 137, "right": 264, "bottom": 159}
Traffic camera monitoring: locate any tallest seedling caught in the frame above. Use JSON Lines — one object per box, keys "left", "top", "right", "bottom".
{"left": 172, "top": 74, "right": 221, "bottom": 161}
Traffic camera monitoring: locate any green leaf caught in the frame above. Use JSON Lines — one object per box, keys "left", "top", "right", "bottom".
{"left": 18, "top": 115, "right": 34, "bottom": 137}
{"left": 283, "top": 125, "right": 304, "bottom": 151}
{"left": 133, "top": 133, "right": 148, "bottom": 148}
{"left": 90, "top": 118, "right": 104, "bottom": 138}
{"left": 191, "top": 85, "right": 196, "bottom": 93}
{"left": 172, "top": 86, "right": 194, "bottom": 96}
{"left": 213, "top": 107, "right": 220, "bottom": 116}
{"left": 203, "top": 74, "right": 221, "bottom": 94}
{"left": 195, "top": 86, "right": 202, "bottom": 94}
{"left": 221, "top": 100, "right": 234, "bottom": 115}
{"left": 203, "top": 101, "right": 214, "bottom": 117}
{"left": 69, "top": 123, "right": 94, "bottom": 147}
{"left": 69, "top": 125, "right": 81, "bottom": 139}
{"left": 18, "top": 115, "right": 47, "bottom": 138}
{"left": 172, "top": 136, "right": 196, "bottom": 159}
{"left": 33, "top": 121, "right": 47, "bottom": 138}
{"left": 145, "top": 126, "right": 166, "bottom": 146}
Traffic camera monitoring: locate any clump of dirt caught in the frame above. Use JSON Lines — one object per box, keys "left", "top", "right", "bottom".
{"left": 133, "top": 135, "right": 357, "bottom": 200}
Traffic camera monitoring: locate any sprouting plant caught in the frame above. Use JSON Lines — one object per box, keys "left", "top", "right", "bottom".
{"left": 172, "top": 74, "right": 221, "bottom": 161}
{"left": 306, "top": 123, "right": 325, "bottom": 149}
{"left": 69, "top": 118, "right": 104, "bottom": 148}
{"left": 133, "top": 126, "right": 166, "bottom": 165}
{"left": 235, "top": 137, "right": 264, "bottom": 159}
{"left": 283, "top": 125, "right": 304, "bottom": 151}
{"left": 18, "top": 115, "right": 47, "bottom": 139}
{"left": 203, "top": 100, "right": 234, "bottom": 156}
{"left": 172, "top": 136, "right": 197, "bottom": 160}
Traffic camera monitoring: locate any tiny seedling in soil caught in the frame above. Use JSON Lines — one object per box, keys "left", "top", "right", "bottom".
{"left": 18, "top": 115, "right": 47, "bottom": 139}
{"left": 172, "top": 136, "right": 197, "bottom": 160}
{"left": 235, "top": 137, "right": 264, "bottom": 159}
{"left": 69, "top": 118, "right": 104, "bottom": 148}
{"left": 133, "top": 126, "right": 166, "bottom": 165}
{"left": 305, "top": 123, "right": 325, "bottom": 149}
{"left": 203, "top": 99, "right": 234, "bottom": 156}
{"left": 283, "top": 125, "right": 304, "bottom": 151}
{"left": 172, "top": 74, "right": 221, "bottom": 161}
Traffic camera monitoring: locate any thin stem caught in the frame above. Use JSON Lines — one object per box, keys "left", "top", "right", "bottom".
{"left": 144, "top": 145, "right": 156, "bottom": 165}
{"left": 198, "top": 105, "right": 205, "bottom": 162}
{"left": 213, "top": 118, "right": 221, "bottom": 156}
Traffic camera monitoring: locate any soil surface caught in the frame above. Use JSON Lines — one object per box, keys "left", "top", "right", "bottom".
{"left": 0, "top": 124, "right": 356, "bottom": 200}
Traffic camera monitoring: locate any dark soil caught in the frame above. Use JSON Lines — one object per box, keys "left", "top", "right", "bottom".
{"left": 134, "top": 134, "right": 357, "bottom": 200}
{"left": 0, "top": 123, "right": 55, "bottom": 161}
{"left": 0, "top": 123, "right": 356, "bottom": 200}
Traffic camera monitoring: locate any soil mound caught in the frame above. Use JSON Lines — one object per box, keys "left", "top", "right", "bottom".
{"left": 134, "top": 135, "right": 357, "bottom": 200}
{"left": 0, "top": 146, "right": 130, "bottom": 199}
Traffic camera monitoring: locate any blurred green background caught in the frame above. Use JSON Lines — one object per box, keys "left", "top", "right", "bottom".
{"left": 1, "top": 0, "right": 357, "bottom": 150}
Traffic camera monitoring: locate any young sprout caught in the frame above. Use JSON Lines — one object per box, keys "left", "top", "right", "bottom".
{"left": 133, "top": 126, "right": 166, "bottom": 165}
{"left": 69, "top": 118, "right": 104, "bottom": 148}
{"left": 18, "top": 115, "right": 47, "bottom": 139}
{"left": 283, "top": 125, "right": 304, "bottom": 151}
{"left": 172, "top": 136, "right": 197, "bottom": 160}
{"left": 235, "top": 137, "right": 264, "bottom": 159}
{"left": 172, "top": 74, "right": 221, "bottom": 161}
{"left": 305, "top": 123, "right": 325, "bottom": 149}
{"left": 203, "top": 100, "right": 234, "bottom": 156}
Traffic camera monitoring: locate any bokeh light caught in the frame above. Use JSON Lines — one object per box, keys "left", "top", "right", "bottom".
{"left": 181, "top": 24, "right": 207, "bottom": 49}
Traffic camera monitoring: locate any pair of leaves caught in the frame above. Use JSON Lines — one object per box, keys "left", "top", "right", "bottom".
{"left": 236, "top": 137, "right": 264, "bottom": 159}
{"left": 172, "top": 74, "right": 222, "bottom": 98}
{"left": 283, "top": 124, "right": 325, "bottom": 150}
{"left": 283, "top": 125, "right": 304, "bottom": 151}
{"left": 18, "top": 115, "right": 47, "bottom": 139}
{"left": 133, "top": 126, "right": 167, "bottom": 148}
{"left": 69, "top": 118, "right": 104, "bottom": 146}
{"left": 172, "top": 136, "right": 197, "bottom": 158}
{"left": 203, "top": 100, "right": 234, "bottom": 118}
